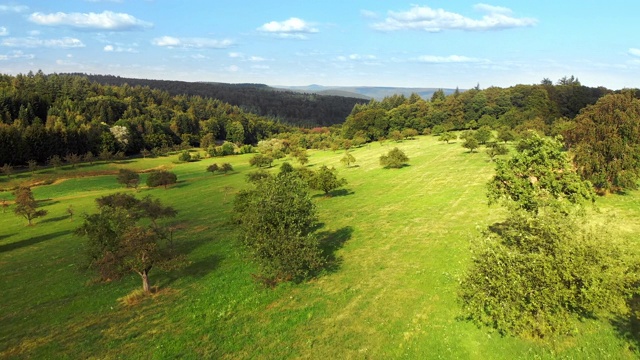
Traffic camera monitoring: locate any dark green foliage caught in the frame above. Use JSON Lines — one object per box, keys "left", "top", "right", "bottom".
{"left": 566, "top": 92, "right": 640, "bottom": 192}
{"left": 497, "top": 126, "right": 516, "bottom": 143}
{"left": 206, "top": 163, "right": 219, "bottom": 174}
{"left": 239, "top": 144, "right": 254, "bottom": 154}
{"left": 233, "top": 173, "right": 325, "bottom": 284}
{"left": 309, "top": 165, "right": 347, "bottom": 196}
{"left": 487, "top": 133, "right": 594, "bottom": 214}
{"left": 116, "top": 169, "right": 140, "bottom": 188}
{"left": 460, "top": 210, "right": 633, "bottom": 338}
{"left": 75, "top": 193, "right": 181, "bottom": 292}
{"left": 13, "top": 186, "right": 48, "bottom": 225}
{"left": 220, "top": 163, "right": 233, "bottom": 174}
{"left": 48, "top": 155, "right": 62, "bottom": 169}
{"left": 146, "top": 170, "right": 177, "bottom": 189}
{"left": 380, "top": 147, "right": 409, "bottom": 168}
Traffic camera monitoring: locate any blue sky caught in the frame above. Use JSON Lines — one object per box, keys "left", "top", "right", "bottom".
{"left": 1, "top": 1, "right": 639, "bottom": 89}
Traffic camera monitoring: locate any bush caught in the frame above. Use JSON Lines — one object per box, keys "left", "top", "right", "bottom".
{"left": 239, "top": 145, "right": 254, "bottom": 154}
{"left": 178, "top": 150, "right": 192, "bottom": 162}
{"left": 116, "top": 169, "right": 140, "bottom": 188}
{"left": 146, "top": 170, "right": 177, "bottom": 189}
{"left": 206, "top": 163, "right": 219, "bottom": 173}
{"left": 380, "top": 147, "right": 409, "bottom": 168}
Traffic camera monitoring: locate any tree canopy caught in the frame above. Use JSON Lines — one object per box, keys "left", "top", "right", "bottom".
{"left": 565, "top": 92, "right": 640, "bottom": 192}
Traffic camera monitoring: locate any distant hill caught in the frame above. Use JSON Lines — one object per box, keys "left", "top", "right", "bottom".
{"left": 273, "top": 85, "right": 459, "bottom": 100}
{"left": 72, "top": 74, "right": 369, "bottom": 127}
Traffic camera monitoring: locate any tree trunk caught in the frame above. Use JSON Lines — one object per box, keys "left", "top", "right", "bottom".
{"left": 142, "top": 270, "right": 150, "bottom": 293}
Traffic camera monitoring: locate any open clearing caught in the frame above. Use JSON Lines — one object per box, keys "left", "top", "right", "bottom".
{"left": 1, "top": 135, "right": 639, "bottom": 359}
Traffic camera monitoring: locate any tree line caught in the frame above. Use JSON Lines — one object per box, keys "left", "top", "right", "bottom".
{"left": 0, "top": 71, "right": 291, "bottom": 167}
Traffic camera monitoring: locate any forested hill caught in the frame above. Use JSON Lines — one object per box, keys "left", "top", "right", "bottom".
{"left": 72, "top": 74, "right": 369, "bottom": 127}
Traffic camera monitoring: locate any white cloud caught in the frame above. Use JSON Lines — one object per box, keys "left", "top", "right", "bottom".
{"left": 257, "top": 17, "right": 318, "bottom": 39}
{"left": 152, "top": 36, "right": 233, "bottom": 49}
{"left": 372, "top": 4, "right": 537, "bottom": 32}
{"left": 28, "top": 11, "right": 152, "bottom": 31}
{"left": 103, "top": 44, "right": 137, "bottom": 53}
{"left": 360, "top": 10, "right": 378, "bottom": 19}
{"left": 629, "top": 48, "right": 640, "bottom": 57}
{"left": 0, "top": 27, "right": 7, "bottom": 36}
{"left": 248, "top": 56, "right": 267, "bottom": 62}
{"left": 0, "top": 5, "right": 28, "bottom": 13}
{"left": 28, "top": 30, "right": 40, "bottom": 36}
{"left": 337, "top": 54, "right": 377, "bottom": 62}
{"left": 251, "top": 64, "right": 270, "bottom": 70}
{"left": 228, "top": 52, "right": 243, "bottom": 58}
{"left": 1, "top": 37, "right": 85, "bottom": 48}
{"left": 227, "top": 65, "right": 239, "bottom": 72}
{"left": 416, "top": 55, "right": 488, "bottom": 63}
{"left": 0, "top": 50, "right": 34, "bottom": 61}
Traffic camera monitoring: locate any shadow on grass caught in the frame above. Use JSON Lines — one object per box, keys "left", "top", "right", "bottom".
{"left": 316, "top": 226, "right": 353, "bottom": 274}
{"left": 39, "top": 214, "right": 71, "bottom": 224}
{"left": 0, "top": 233, "right": 15, "bottom": 242}
{"left": 0, "top": 230, "right": 71, "bottom": 253}
{"left": 312, "top": 189, "right": 355, "bottom": 198}
{"left": 611, "top": 293, "right": 640, "bottom": 352}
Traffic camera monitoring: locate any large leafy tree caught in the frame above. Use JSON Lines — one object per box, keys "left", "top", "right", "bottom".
{"left": 380, "top": 147, "right": 409, "bottom": 168}
{"left": 13, "top": 186, "right": 48, "bottom": 225}
{"left": 75, "top": 193, "right": 182, "bottom": 293}
{"left": 487, "top": 133, "right": 594, "bottom": 214}
{"left": 460, "top": 133, "right": 632, "bottom": 339}
{"left": 565, "top": 92, "right": 640, "bottom": 192}
{"left": 233, "top": 172, "right": 324, "bottom": 284}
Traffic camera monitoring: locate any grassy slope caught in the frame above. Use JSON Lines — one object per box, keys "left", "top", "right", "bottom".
{"left": 0, "top": 137, "right": 638, "bottom": 359}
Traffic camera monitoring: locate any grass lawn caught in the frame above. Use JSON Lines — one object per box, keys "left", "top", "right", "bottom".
{"left": 0, "top": 137, "right": 638, "bottom": 359}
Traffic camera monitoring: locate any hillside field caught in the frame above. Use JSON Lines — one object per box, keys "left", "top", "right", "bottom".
{"left": 1, "top": 135, "right": 639, "bottom": 359}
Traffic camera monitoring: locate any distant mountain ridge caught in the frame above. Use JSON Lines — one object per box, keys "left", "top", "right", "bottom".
{"left": 273, "top": 85, "right": 459, "bottom": 100}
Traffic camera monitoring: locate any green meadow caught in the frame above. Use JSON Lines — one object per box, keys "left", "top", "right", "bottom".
{"left": 1, "top": 135, "right": 639, "bottom": 359}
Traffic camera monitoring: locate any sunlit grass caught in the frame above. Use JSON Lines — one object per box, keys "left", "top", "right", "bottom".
{"left": 1, "top": 137, "right": 638, "bottom": 359}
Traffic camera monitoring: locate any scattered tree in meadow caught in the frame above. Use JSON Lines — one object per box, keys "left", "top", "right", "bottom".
{"left": 309, "top": 165, "right": 347, "bottom": 196}
{"left": 340, "top": 151, "right": 356, "bottom": 167}
{"left": 13, "top": 186, "right": 48, "bottom": 225}
{"left": 116, "top": 169, "right": 140, "bottom": 188}
{"left": 459, "top": 133, "right": 631, "bottom": 339}
{"left": 462, "top": 137, "right": 479, "bottom": 153}
{"left": 438, "top": 132, "right": 457, "bottom": 144}
{"left": 220, "top": 163, "right": 233, "bottom": 174}
{"left": 64, "top": 153, "right": 81, "bottom": 169}
{"left": 1, "top": 163, "right": 13, "bottom": 178}
{"left": 402, "top": 128, "right": 419, "bottom": 140}
{"left": 565, "top": 92, "right": 640, "bottom": 192}
{"left": 279, "top": 161, "right": 294, "bottom": 175}
{"left": 99, "top": 149, "right": 112, "bottom": 162}
{"left": 178, "top": 150, "right": 192, "bottom": 162}
{"left": 486, "top": 143, "right": 509, "bottom": 161}
{"left": 497, "top": 126, "right": 516, "bottom": 143}
{"left": 290, "top": 147, "right": 309, "bottom": 166}
{"left": 206, "top": 163, "right": 219, "bottom": 174}
{"left": 380, "top": 147, "right": 409, "bottom": 168}
{"left": 389, "top": 130, "right": 404, "bottom": 142}
{"left": 233, "top": 172, "right": 324, "bottom": 285}
{"left": 75, "top": 193, "right": 182, "bottom": 293}
{"left": 48, "top": 155, "right": 62, "bottom": 170}
{"left": 249, "top": 153, "right": 274, "bottom": 168}
{"left": 27, "top": 159, "right": 38, "bottom": 173}
{"left": 146, "top": 170, "right": 177, "bottom": 189}
{"left": 246, "top": 169, "right": 271, "bottom": 183}
{"left": 474, "top": 126, "right": 493, "bottom": 145}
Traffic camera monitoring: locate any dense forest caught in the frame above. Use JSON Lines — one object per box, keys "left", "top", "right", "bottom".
{"left": 75, "top": 74, "right": 369, "bottom": 127}
{"left": 1, "top": 72, "right": 639, "bottom": 174}
{"left": 0, "top": 71, "right": 295, "bottom": 166}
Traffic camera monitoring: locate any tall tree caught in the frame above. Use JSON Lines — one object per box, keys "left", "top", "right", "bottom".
{"left": 75, "top": 193, "right": 181, "bottom": 293}
{"left": 233, "top": 172, "right": 324, "bottom": 284}
{"left": 309, "top": 165, "right": 347, "bottom": 196}
{"left": 565, "top": 92, "right": 640, "bottom": 192}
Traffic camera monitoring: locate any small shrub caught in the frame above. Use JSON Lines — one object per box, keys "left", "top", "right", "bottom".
{"left": 380, "top": 147, "right": 409, "bottom": 168}
{"left": 178, "top": 150, "right": 192, "bottom": 162}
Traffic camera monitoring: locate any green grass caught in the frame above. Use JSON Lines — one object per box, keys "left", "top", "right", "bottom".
{"left": 1, "top": 138, "right": 639, "bottom": 359}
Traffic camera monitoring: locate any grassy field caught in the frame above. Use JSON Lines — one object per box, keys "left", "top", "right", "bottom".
{"left": 1, "top": 136, "right": 639, "bottom": 359}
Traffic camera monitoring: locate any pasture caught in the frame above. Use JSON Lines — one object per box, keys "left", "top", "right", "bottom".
{"left": 1, "top": 135, "right": 639, "bottom": 359}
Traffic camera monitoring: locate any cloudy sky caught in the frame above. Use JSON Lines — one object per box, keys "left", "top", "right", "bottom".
{"left": 1, "top": 1, "right": 639, "bottom": 89}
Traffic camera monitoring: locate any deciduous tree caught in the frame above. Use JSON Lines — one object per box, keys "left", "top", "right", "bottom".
{"left": 380, "top": 147, "right": 409, "bottom": 168}
{"left": 13, "top": 186, "right": 48, "bottom": 225}
{"left": 146, "top": 170, "right": 177, "bottom": 189}
{"left": 309, "top": 165, "right": 347, "bottom": 196}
